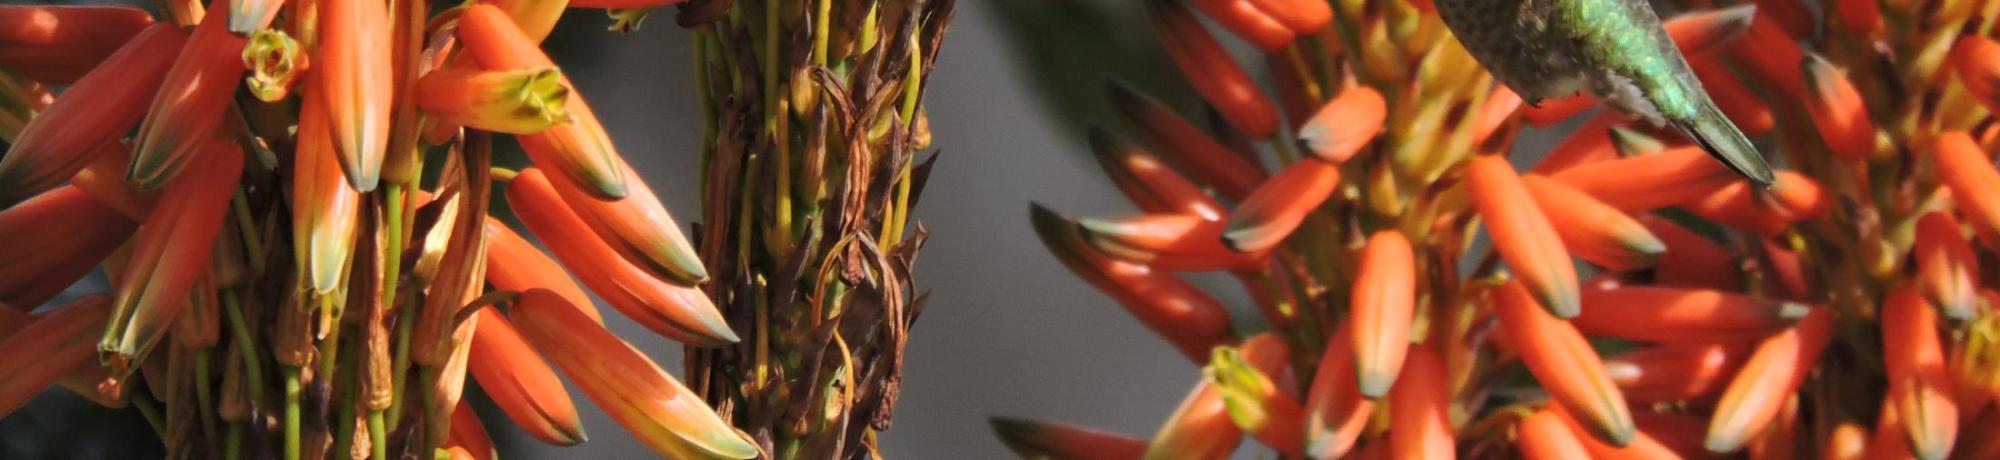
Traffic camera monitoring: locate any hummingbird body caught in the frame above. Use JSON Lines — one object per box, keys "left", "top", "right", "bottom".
{"left": 1434, "top": 0, "right": 1776, "bottom": 185}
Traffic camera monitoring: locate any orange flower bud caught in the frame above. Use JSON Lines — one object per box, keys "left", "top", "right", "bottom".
{"left": 1705, "top": 307, "right": 1832, "bottom": 454}
{"left": 0, "top": 185, "right": 135, "bottom": 308}
{"left": 1030, "top": 204, "right": 1235, "bottom": 363}
{"left": 468, "top": 308, "right": 586, "bottom": 445}
{"left": 1185, "top": 0, "right": 1293, "bottom": 50}
{"left": 508, "top": 288, "right": 758, "bottom": 458}
{"left": 1801, "top": 53, "right": 1877, "bottom": 161}
{"left": 457, "top": 4, "right": 628, "bottom": 199}
{"left": 1521, "top": 175, "right": 1665, "bottom": 271}
{"left": 1351, "top": 230, "right": 1415, "bottom": 398}
{"left": 0, "top": 23, "right": 183, "bottom": 203}
{"left": 1518, "top": 408, "right": 1592, "bottom": 460}
{"left": 1086, "top": 127, "right": 1225, "bottom": 220}
{"left": 1496, "top": 281, "right": 1633, "bottom": 446}
{"left": 1107, "top": 81, "right": 1267, "bottom": 200}
{"left": 0, "top": 6, "right": 153, "bottom": 84}
{"left": 1145, "top": 0, "right": 1279, "bottom": 138}
{"left": 1603, "top": 342, "right": 1750, "bottom": 404}
{"left": 1575, "top": 285, "right": 1811, "bottom": 343}
{"left": 414, "top": 67, "right": 572, "bottom": 134}
{"left": 1142, "top": 379, "right": 1243, "bottom": 460}
{"left": 1931, "top": 131, "right": 2000, "bottom": 246}
{"left": 1471, "top": 157, "right": 1581, "bottom": 318}
{"left": 1389, "top": 345, "right": 1454, "bottom": 460}
{"left": 990, "top": 418, "right": 1147, "bottom": 460}
{"left": 0, "top": 295, "right": 111, "bottom": 417}
{"left": 1550, "top": 146, "right": 1736, "bottom": 212}
{"left": 1221, "top": 159, "right": 1340, "bottom": 254}
{"left": 1881, "top": 287, "right": 1958, "bottom": 459}
{"left": 293, "top": 89, "right": 362, "bottom": 297}
{"left": 1304, "top": 323, "right": 1373, "bottom": 458}
{"left": 533, "top": 151, "right": 708, "bottom": 287}
{"left": 1298, "top": 87, "right": 1386, "bottom": 163}
{"left": 483, "top": 217, "right": 601, "bottom": 323}
{"left": 1915, "top": 212, "right": 1981, "bottom": 320}
{"left": 102, "top": 139, "right": 241, "bottom": 377}
{"left": 127, "top": 0, "right": 245, "bottom": 191}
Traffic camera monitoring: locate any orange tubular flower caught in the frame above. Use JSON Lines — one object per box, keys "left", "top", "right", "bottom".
{"left": 1704, "top": 307, "right": 1833, "bottom": 454}
{"left": 0, "top": 185, "right": 135, "bottom": 309}
{"left": 479, "top": 0, "right": 570, "bottom": 42}
{"left": 1914, "top": 212, "right": 1980, "bottom": 320}
{"left": 0, "top": 305, "right": 120, "bottom": 409}
{"left": 413, "top": 67, "right": 572, "bottom": 134}
{"left": 292, "top": 90, "right": 361, "bottom": 297}
{"left": 1350, "top": 230, "right": 1415, "bottom": 398}
{"left": 1549, "top": 146, "right": 1736, "bottom": 212}
{"left": 1206, "top": 335, "right": 1302, "bottom": 456}
{"left": 1573, "top": 285, "right": 1810, "bottom": 343}
{"left": 534, "top": 151, "right": 708, "bottom": 287}
{"left": 449, "top": 400, "right": 498, "bottom": 460}
{"left": 1086, "top": 127, "right": 1225, "bottom": 220}
{"left": 320, "top": 0, "right": 392, "bottom": 190}
{"left": 1931, "top": 131, "right": 2000, "bottom": 245}
{"left": 1298, "top": 87, "right": 1386, "bottom": 163}
{"left": 1691, "top": 58, "right": 1775, "bottom": 135}
{"left": 1518, "top": 409, "right": 1592, "bottom": 460}
{"left": 0, "top": 5, "right": 153, "bottom": 84}
{"left": 506, "top": 168, "right": 736, "bottom": 347}
{"left": 0, "top": 295, "right": 111, "bottom": 417}
{"left": 1880, "top": 287, "right": 1958, "bottom": 459}
{"left": 1242, "top": 0, "right": 1328, "bottom": 33}
{"left": 508, "top": 288, "right": 758, "bottom": 459}
{"left": 1389, "top": 345, "right": 1454, "bottom": 460}
{"left": 1953, "top": 36, "right": 2000, "bottom": 114}
{"left": 1663, "top": 5, "right": 1755, "bottom": 57}
{"left": 482, "top": 217, "right": 602, "bottom": 323}
{"left": 1145, "top": 0, "right": 1278, "bottom": 138}
{"left": 1077, "top": 214, "right": 1263, "bottom": 271}
{"left": 468, "top": 308, "right": 586, "bottom": 446}
{"left": 1603, "top": 342, "right": 1749, "bottom": 404}
{"left": 1142, "top": 380, "right": 1244, "bottom": 460}
{"left": 1801, "top": 54, "right": 1876, "bottom": 162}
{"left": 1470, "top": 157, "right": 1581, "bottom": 318}
{"left": 1107, "top": 81, "right": 1267, "bottom": 200}
{"left": 0, "top": 23, "right": 184, "bottom": 203}
{"left": 127, "top": 0, "right": 245, "bottom": 191}
{"left": 1727, "top": 9, "right": 1808, "bottom": 100}
{"left": 1303, "top": 323, "right": 1375, "bottom": 459}
{"left": 1833, "top": 0, "right": 1881, "bottom": 34}
{"left": 1221, "top": 159, "right": 1340, "bottom": 254}
{"left": 101, "top": 139, "right": 241, "bottom": 377}
{"left": 1551, "top": 405, "right": 1687, "bottom": 460}
{"left": 457, "top": 4, "right": 627, "bottom": 199}
{"left": 1496, "top": 281, "right": 1633, "bottom": 446}
{"left": 1185, "top": 0, "right": 1293, "bottom": 50}
{"left": 1678, "top": 181, "right": 1790, "bottom": 237}
{"left": 1520, "top": 175, "right": 1664, "bottom": 271}
{"left": 1531, "top": 112, "right": 1622, "bottom": 173}
{"left": 1030, "top": 204, "right": 1235, "bottom": 362}
{"left": 71, "top": 141, "right": 158, "bottom": 220}
{"left": 1639, "top": 215, "right": 1743, "bottom": 291}
{"left": 990, "top": 418, "right": 1147, "bottom": 460}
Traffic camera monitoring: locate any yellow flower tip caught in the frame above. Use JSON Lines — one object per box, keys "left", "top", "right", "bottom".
{"left": 415, "top": 67, "right": 573, "bottom": 135}
{"left": 241, "top": 29, "right": 305, "bottom": 103}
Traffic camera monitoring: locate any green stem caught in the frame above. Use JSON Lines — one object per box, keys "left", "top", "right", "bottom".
{"left": 331, "top": 343, "right": 357, "bottom": 460}
{"left": 226, "top": 422, "right": 242, "bottom": 460}
{"left": 231, "top": 188, "right": 266, "bottom": 276}
{"left": 368, "top": 410, "right": 388, "bottom": 460}
{"left": 194, "top": 349, "right": 218, "bottom": 440}
{"left": 284, "top": 367, "right": 301, "bottom": 460}
{"left": 223, "top": 290, "right": 266, "bottom": 403}
{"left": 132, "top": 389, "right": 167, "bottom": 439}
{"left": 386, "top": 288, "right": 417, "bottom": 431}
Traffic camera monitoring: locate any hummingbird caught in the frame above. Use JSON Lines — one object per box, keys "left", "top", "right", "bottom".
{"left": 1433, "top": 0, "right": 1777, "bottom": 186}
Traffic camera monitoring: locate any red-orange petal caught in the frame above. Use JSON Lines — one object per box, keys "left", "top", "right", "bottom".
{"left": 1801, "top": 53, "right": 1876, "bottom": 161}
{"left": 1881, "top": 287, "right": 1959, "bottom": 459}
{"left": 1532, "top": 112, "right": 1623, "bottom": 173}
{"left": 532, "top": 150, "right": 708, "bottom": 286}
{"left": 0, "top": 295, "right": 111, "bottom": 417}
{"left": 1519, "top": 408, "right": 1593, "bottom": 460}
{"left": 126, "top": 0, "right": 245, "bottom": 191}
{"left": 1639, "top": 215, "right": 1744, "bottom": 291}
{"left": 0, "top": 185, "right": 135, "bottom": 309}
{"left": 1691, "top": 57, "right": 1775, "bottom": 135}
{"left": 1575, "top": 285, "right": 1810, "bottom": 343}
{"left": 1086, "top": 127, "right": 1225, "bottom": 220}
{"left": 990, "top": 418, "right": 1147, "bottom": 460}
{"left": 1931, "top": 131, "right": 2000, "bottom": 247}
{"left": 1550, "top": 146, "right": 1736, "bottom": 212}
{"left": 482, "top": 217, "right": 601, "bottom": 323}
{"left": 1603, "top": 342, "right": 1750, "bottom": 404}
{"left": 1664, "top": 4, "right": 1756, "bottom": 57}
{"left": 457, "top": 4, "right": 627, "bottom": 199}
{"left": 1077, "top": 214, "right": 1264, "bottom": 271}
{"left": 1186, "top": 0, "right": 1294, "bottom": 50}
{"left": 1304, "top": 323, "right": 1373, "bottom": 459}
{"left": 319, "top": 0, "right": 392, "bottom": 190}
{"left": 1030, "top": 204, "right": 1235, "bottom": 363}
{"left": 0, "top": 6, "right": 153, "bottom": 84}
{"left": 103, "top": 138, "right": 241, "bottom": 377}
{"left": 1142, "top": 380, "right": 1244, "bottom": 459}
{"left": 1915, "top": 212, "right": 1981, "bottom": 320}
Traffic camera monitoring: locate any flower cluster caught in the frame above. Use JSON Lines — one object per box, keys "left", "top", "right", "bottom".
{"left": 998, "top": 0, "right": 2000, "bottom": 459}
{"left": 0, "top": 0, "right": 949, "bottom": 457}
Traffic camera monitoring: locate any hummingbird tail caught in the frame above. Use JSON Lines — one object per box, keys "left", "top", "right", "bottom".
{"left": 1675, "top": 100, "right": 1776, "bottom": 187}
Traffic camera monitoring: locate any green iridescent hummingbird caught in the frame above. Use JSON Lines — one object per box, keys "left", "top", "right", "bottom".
{"left": 1434, "top": 0, "right": 1776, "bottom": 186}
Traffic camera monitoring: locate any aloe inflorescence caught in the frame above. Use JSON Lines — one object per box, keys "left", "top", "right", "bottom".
{"left": 998, "top": 1, "right": 2000, "bottom": 459}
